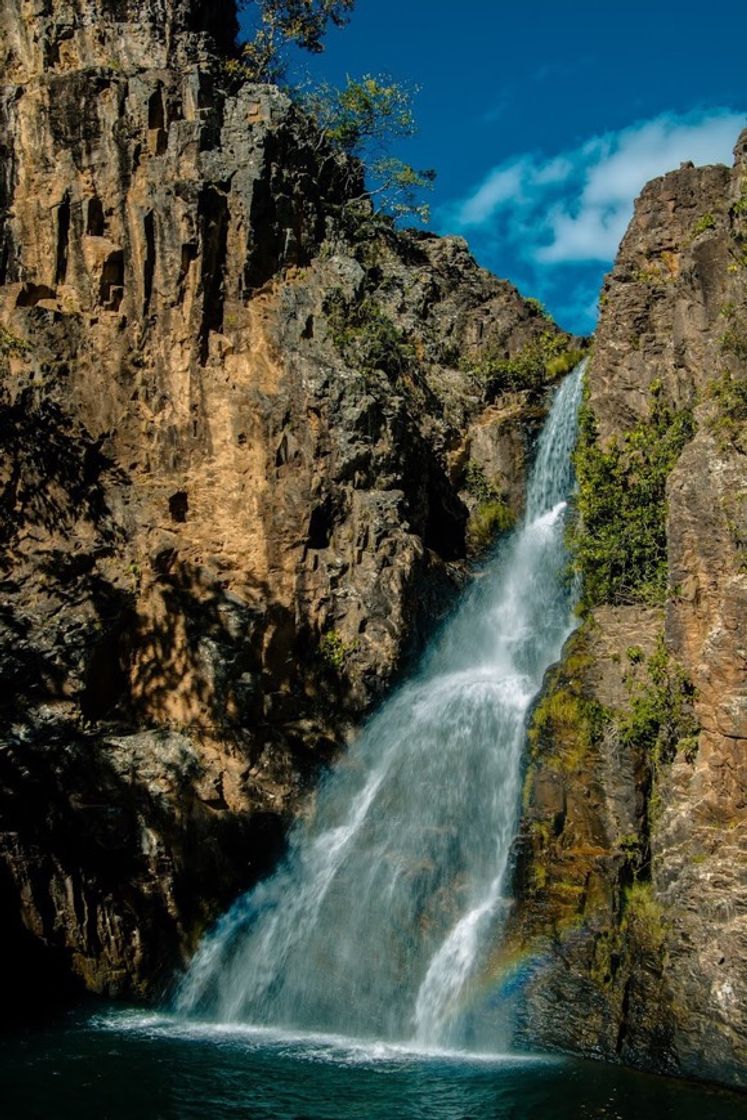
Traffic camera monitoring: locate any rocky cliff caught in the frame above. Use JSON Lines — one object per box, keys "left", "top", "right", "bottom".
{"left": 507, "top": 133, "right": 747, "bottom": 1087}
{"left": 0, "top": 0, "right": 578, "bottom": 1007}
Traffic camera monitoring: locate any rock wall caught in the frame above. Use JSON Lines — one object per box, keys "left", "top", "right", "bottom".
{"left": 508, "top": 133, "right": 747, "bottom": 1087}
{"left": 0, "top": 0, "right": 575, "bottom": 1005}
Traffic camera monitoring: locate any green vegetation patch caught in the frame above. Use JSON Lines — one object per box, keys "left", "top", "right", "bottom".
{"left": 707, "top": 368, "right": 747, "bottom": 450}
{"left": 460, "top": 331, "right": 584, "bottom": 399}
{"left": 621, "top": 880, "right": 667, "bottom": 958}
{"left": 323, "top": 290, "right": 415, "bottom": 380}
{"left": 0, "top": 326, "right": 30, "bottom": 375}
{"left": 466, "top": 499, "right": 515, "bottom": 554}
{"left": 463, "top": 463, "right": 515, "bottom": 554}
{"left": 318, "top": 629, "right": 350, "bottom": 671}
{"left": 527, "top": 626, "right": 609, "bottom": 774}
{"left": 617, "top": 636, "right": 698, "bottom": 770}
{"left": 524, "top": 297, "right": 552, "bottom": 320}
{"left": 690, "top": 212, "right": 716, "bottom": 238}
{"left": 571, "top": 379, "right": 694, "bottom": 609}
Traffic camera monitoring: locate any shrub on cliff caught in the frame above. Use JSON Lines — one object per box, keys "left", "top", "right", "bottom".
{"left": 460, "top": 331, "right": 583, "bottom": 399}
{"left": 226, "top": 6, "right": 434, "bottom": 222}
{"left": 323, "top": 290, "right": 416, "bottom": 379}
{"left": 571, "top": 380, "right": 693, "bottom": 608}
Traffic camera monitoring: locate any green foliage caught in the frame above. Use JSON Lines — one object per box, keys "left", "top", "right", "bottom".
{"left": 0, "top": 325, "right": 30, "bottom": 375}
{"left": 466, "top": 499, "right": 515, "bottom": 554}
{"left": 571, "top": 379, "right": 694, "bottom": 608}
{"left": 545, "top": 349, "right": 584, "bottom": 381}
{"left": 323, "top": 289, "right": 415, "bottom": 379}
{"left": 0, "top": 325, "right": 30, "bottom": 358}
{"left": 231, "top": 12, "right": 434, "bottom": 223}
{"left": 529, "top": 685, "right": 608, "bottom": 773}
{"left": 525, "top": 297, "right": 551, "bottom": 320}
{"left": 318, "top": 629, "right": 349, "bottom": 670}
{"left": 461, "top": 331, "right": 583, "bottom": 398}
{"left": 634, "top": 263, "right": 673, "bottom": 287}
{"left": 618, "top": 832, "right": 644, "bottom": 862}
{"left": 306, "top": 73, "right": 416, "bottom": 152}
{"left": 617, "top": 636, "right": 698, "bottom": 769}
{"left": 463, "top": 463, "right": 515, "bottom": 553}
{"left": 707, "top": 368, "right": 747, "bottom": 449}
{"left": 463, "top": 462, "right": 498, "bottom": 502}
{"left": 301, "top": 74, "right": 435, "bottom": 222}
{"left": 528, "top": 631, "right": 609, "bottom": 773}
{"left": 622, "top": 881, "right": 666, "bottom": 956}
{"left": 720, "top": 324, "right": 747, "bottom": 360}
{"left": 691, "top": 212, "right": 716, "bottom": 237}
{"left": 679, "top": 735, "right": 700, "bottom": 764}
{"left": 236, "top": 0, "right": 354, "bottom": 82}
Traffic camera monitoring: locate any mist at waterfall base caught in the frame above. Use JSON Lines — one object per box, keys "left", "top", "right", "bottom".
{"left": 6, "top": 365, "right": 747, "bottom": 1118}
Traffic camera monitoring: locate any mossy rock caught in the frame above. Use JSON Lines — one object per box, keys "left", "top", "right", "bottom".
{"left": 466, "top": 498, "right": 515, "bottom": 554}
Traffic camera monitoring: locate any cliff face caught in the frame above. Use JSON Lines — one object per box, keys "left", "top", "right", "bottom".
{"left": 508, "top": 133, "right": 747, "bottom": 1086}
{"left": 0, "top": 0, "right": 575, "bottom": 1004}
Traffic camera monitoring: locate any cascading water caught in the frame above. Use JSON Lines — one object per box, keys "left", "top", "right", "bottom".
{"left": 176, "top": 364, "right": 585, "bottom": 1051}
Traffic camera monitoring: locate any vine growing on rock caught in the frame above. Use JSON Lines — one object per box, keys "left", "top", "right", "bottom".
{"left": 571, "top": 379, "right": 694, "bottom": 609}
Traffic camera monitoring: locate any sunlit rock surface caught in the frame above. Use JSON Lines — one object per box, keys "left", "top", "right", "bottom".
{"left": 510, "top": 130, "right": 747, "bottom": 1087}
{"left": 0, "top": 0, "right": 572, "bottom": 1005}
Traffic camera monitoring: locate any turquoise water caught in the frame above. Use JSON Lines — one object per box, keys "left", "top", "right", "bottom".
{"left": 3, "top": 1007, "right": 744, "bottom": 1120}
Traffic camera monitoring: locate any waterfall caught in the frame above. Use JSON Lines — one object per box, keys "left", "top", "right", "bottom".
{"left": 175, "top": 364, "right": 585, "bottom": 1051}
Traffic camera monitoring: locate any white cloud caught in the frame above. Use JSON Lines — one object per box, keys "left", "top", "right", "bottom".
{"left": 455, "top": 160, "right": 528, "bottom": 226}
{"left": 536, "top": 203, "right": 630, "bottom": 263}
{"left": 534, "top": 156, "right": 574, "bottom": 186}
{"left": 443, "top": 108, "right": 745, "bottom": 267}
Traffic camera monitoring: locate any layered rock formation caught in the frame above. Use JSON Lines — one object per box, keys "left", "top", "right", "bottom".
{"left": 0, "top": 0, "right": 575, "bottom": 1005}
{"left": 508, "top": 133, "right": 747, "bottom": 1087}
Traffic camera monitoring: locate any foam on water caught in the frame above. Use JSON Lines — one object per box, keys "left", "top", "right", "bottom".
{"left": 92, "top": 1009, "right": 556, "bottom": 1070}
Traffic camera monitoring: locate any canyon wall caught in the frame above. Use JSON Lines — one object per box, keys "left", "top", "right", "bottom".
{"left": 0, "top": 0, "right": 575, "bottom": 1005}
{"left": 6, "top": 1, "right": 744, "bottom": 1091}
{"left": 508, "top": 132, "right": 747, "bottom": 1087}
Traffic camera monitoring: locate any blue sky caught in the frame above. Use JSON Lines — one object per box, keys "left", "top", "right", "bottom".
{"left": 241, "top": 1, "right": 746, "bottom": 334}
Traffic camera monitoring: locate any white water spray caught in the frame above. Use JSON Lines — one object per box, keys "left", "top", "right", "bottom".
{"left": 176, "top": 365, "right": 585, "bottom": 1049}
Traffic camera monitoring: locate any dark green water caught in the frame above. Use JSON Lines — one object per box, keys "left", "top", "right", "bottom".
{"left": 2, "top": 1008, "right": 744, "bottom": 1120}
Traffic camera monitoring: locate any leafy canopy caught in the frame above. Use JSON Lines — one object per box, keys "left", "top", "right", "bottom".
{"left": 237, "top": 0, "right": 354, "bottom": 82}
{"left": 301, "top": 75, "right": 436, "bottom": 222}
{"left": 571, "top": 380, "right": 694, "bottom": 609}
{"left": 232, "top": 6, "right": 434, "bottom": 222}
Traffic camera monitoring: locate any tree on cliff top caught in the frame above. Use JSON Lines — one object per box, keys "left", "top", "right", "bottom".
{"left": 302, "top": 75, "right": 436, "bottom": 221}
{"left": 237, "top": 0, "right": 355, "bottom": 82}
{"left": 232, "top": 3, "right": 434, "bottom": 222}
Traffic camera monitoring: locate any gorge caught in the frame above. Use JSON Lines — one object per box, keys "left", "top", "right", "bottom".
{"left": 1, "top": 0, "right": 747, "bottom": 1110}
